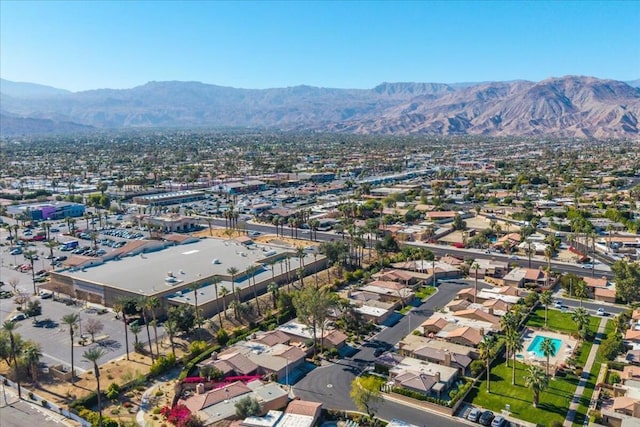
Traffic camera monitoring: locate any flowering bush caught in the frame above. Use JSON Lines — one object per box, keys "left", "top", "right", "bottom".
{"left": 182, "top": 377, "right": 205, "bottom": 384}
{"left": 160, "top": 404, "right": 191, "bottom": 425}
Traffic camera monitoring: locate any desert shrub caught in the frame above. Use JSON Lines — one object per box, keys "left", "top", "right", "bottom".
{"left": 189, "top": 340, "right": 208, "bottom": 356}
{"left": 105, "top": 383, "right": 121, "bottom": 400}
{"left": 216, "top": 329, "right": 229, "bottom": 346}
{"left": 149, "top": 354, "right": 177, "bottom": 377}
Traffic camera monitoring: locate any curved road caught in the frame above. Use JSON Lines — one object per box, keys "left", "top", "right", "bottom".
{"left": 293, "top": 282, "right": 472, "bottom": 427}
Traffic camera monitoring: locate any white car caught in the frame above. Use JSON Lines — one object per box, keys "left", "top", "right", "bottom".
{"left": 581, "top": 263, "right": 594, "bottom": 269}
{"left": 554, "top": 300, "right": 563, "bottom": 309}
{"left": 597, "top": 308, "right": 606, "bottom": 316}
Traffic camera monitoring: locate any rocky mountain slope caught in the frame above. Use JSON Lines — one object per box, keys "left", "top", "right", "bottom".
{"left": 1, "top": 76, "right": 638, "bottom": 138}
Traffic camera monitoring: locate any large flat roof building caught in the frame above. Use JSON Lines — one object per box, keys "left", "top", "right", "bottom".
{"left": 47, "top": 237, "right": 326, "bottom": 317}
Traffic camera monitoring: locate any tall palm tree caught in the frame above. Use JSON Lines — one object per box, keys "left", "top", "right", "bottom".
{"left": 540, "top": 337, "right": 557, "bottom": 377}
{"left": 572, "top": 307, "right": 590, "bottom": 340}
{"left": 2, "top": 320, "right": 22, "bottom": 398}
{"left": 135, "top": 298, "right": 154, "bottom": 362}
{"left": 540, "top": 290, "right": 553, "bottom": 328}
{"left": 163, "top": 319, "right": 177, "bottom": 358}
{"left": 246, "top": 265, "right": 261, "bottom": 316}
{"left": 129, "top": 323, "right": 142, "bottom": 346}
{"left": 188, "top": 282, "right": 203, "bottom": 334}
{"left": 22, "top": 342, "right": 42, "bottom": 385}
{"left": 227, "top": 267, "right": 239, "bottom": 317}
{"left": 478, "top": 335, "right": 497, "bottom": 393}
{"left": 268, "top": 282, "right": 279, "bottom": 309}
{"left": 61, "top": 313, "right": 80, "bottom": 384}
{"left": 505, "top": 329, "right": 523, "bottom": 384}
{"left": 574, "top": 279, "right": 588, "bottom": 307}
{"left": 2, "top": 320, "right": 20, "bottom": 367}
{"left": 523, "top": 364, "right": 549, "bottom": 407}
{"left": 112, "top": 298, "right": 131, "bottom": 360}
{"left": 211, "top": 277, "right": 223, "bottom": 329}
{"left": 220, "top": 286, "right": 230, "bottom": 319}
{"left": 147, "top": 297, "right": 161, "bottom": 356}
{"left": 83, "top": 347, "right": 108, "bottom": 427}
{"left": 23, "top": 249, "right": 38, "bottom": 295}
{"left": 45, "top": 240, "right": 58, "bottom": 267}
{"left": 471, "top": 262, "right": 479, "bottom": 304}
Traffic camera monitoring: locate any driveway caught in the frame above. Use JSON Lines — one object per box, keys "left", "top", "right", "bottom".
{"left": 293, "top": 281, "right": 473, "bottom": 426}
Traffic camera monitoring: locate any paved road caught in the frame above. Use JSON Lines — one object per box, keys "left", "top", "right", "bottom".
{"left": 293, "top": 282, "right": 472, "bottom": 427}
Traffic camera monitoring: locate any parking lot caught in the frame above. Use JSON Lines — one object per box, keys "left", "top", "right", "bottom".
{"left": 2, "top": 225, "right": 162, "bottom": 373}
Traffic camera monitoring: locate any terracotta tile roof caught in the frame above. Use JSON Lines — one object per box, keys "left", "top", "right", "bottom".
{"left": 285, "top": 400, "right": 322, "bottom": 416}
{"left": 582, "top": 276, "right": 608, "bottom": 288}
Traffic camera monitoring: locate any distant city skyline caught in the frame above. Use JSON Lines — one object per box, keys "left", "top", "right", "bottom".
{"left": 1, "top": 0, "right": 638, "bottom": 92}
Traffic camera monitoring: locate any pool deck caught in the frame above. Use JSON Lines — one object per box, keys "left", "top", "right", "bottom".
{"left": 517, "top": 328, "right": 578, "bottom": 368}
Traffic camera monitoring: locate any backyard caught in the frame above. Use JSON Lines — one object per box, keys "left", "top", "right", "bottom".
{"left": 466, "top": 305, "right": 602, "bottom": 426}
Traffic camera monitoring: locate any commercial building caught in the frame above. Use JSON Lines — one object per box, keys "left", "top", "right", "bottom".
{"left": 7, "top": 201, "right": 85, "bottom": 221}
{"left": 46, "top": 237, "right": 326, "bottom": 317}
{"left": 132, "top": 190, "right": 207, "bottom": 206}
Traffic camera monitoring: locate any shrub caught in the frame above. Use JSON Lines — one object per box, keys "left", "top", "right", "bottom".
{"left": 105, "top": 383, "right": 121, "bottom": 400}
{"left": 149, "top": 354, "right": 177, "bottom": 377}
{"left": 470, "top": 360, "right": 484, "bottom": 377}
{"left": 41, "top": 400, "right": 48, "bottom": 408}
{"left": 160, "top": 404, "right": 191, "bottom": 425}
{"left": 216, "top": 329, "right": 229, "bottom": 346}
{"left": 550, "top": 421, "right": 564, "bottom": 427}
{"left": 609, "top": 372, "right": 621, "bottom": 385}
{"left": 189, "top": 340, "right": 208, "bottom": 356}
{"left": 155, "top": 390, "right": 164, "bottom": 397}
{"left": 153, "top": 407, "right": 162, "bottom": 415}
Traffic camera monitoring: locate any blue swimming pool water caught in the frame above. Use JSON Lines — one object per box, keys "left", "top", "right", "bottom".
{"left": 527, "top": 335, "right": 562, "bottom": 358}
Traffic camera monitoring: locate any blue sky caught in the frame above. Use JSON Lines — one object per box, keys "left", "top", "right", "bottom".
{"left": 1, "top": 1, "right": 638, "bottom": 92}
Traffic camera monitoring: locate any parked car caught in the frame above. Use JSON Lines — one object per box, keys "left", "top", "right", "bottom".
{"left": 479, "top": 411, "right": 495, "bottom": 426}
{"left": 10, "top": 248, "right": 23, "bottom": 255}
{"left": 10, "top": 313, "right": 27, "bottom": 322}
{"left": 581, "top": 263, "right": 594, "bottom": 269}
{"left": 467, "top": 407, "right": 481, "bottom": 422}
{"left": 597, "top": 308, "right": 607, "bottom": 316}
{"left": 554, "top": 300, "right": 563, "bottom": 309}
{"left": 491, "top": 416, "right": 507, "bottom": 427}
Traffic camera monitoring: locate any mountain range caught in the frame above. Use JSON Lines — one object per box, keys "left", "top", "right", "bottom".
{"left": 1, "top": 76, "right": 639, "bottom": 138}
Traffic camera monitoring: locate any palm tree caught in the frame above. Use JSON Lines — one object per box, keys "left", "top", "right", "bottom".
{"left": 188, "top": 282, "right": 203, "bottom": 334}
{"left": 268, "top": 281, "right": 279, "bottom": 309}
{"left": 246, "top": 265, "right": 262, "bottom": 316}
{"left": 573, "top": 279, "right": 588, "bottom": 307}
{"left": 22, "top": 342, "right": 42, "bottom": 385}
{"left": 112, "top": 298, "right": 131, "bottom": 360}
{"left": 229, "top": 300, "right": 239, "bottom": 321}
{"left": 505, "top": 329, "right": 523, "bottom": 385}
{"left": 23, "top": 249, "right": 38, "bottom": 295}
{"left": 523, "top": 364, "right": 549, "bottom": 407}
{"left": 540, "top": 337, "right": 557, "bottom": 377}
{"left": 83, "top": 347, "right": 108, "bottom": 427}
{"left": 227, "top": 267, "right": 239, "bottom": 317}
{"left": 2, "top": 320, "right": 22, "bottom": 398}
{"left": 163, "top": 319, "right": 177, "bottom": 358}
{"left": 129, "top": 323, "right": 142, "bottom": 346}
{"left": 211, "top": 277, "right": 223, "bottom": 329}
{"left": 44, "top": 240, "right": 58, "bottom": 267}
{"left": 478, "top": 335, "right": 497, "bottom": 393}
{"left": 572, "top": 307, "right": 590, "bottom": 340}
{"left": 61, "top": 313, "right": 80, "bottom": 384}
{"left": 135, "top": 298, "right": 154, "bottom": 362}
{"left": 540, "top": 290, "right": 553, "bottom": 328}
{"left": 472, "top": 262, "right": 479, "bottom": 304}
{"left": 220, "top": 286, "right": 230, "bottom": 319}
{"left": 2, "top": 320, "right": 20, "bottom": 367}
{"left": 147, "top": 297, "right": 161, "bottom": 355}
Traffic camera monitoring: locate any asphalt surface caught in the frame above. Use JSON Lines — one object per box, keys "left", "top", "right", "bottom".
{"left": 293, "top": 281, "right": 473, "bottom": 427}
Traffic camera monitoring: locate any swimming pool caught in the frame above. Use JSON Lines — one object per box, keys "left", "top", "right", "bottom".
{"left": 527, "top": 335, "right": 562, "bottom": 358}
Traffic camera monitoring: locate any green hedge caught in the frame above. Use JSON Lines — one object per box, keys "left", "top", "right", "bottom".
{"left": 178, "top": 345, "right": 221, "bottom": 380}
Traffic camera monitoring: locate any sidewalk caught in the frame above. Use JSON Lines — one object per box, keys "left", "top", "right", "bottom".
{"left": 563, "top": 316, "right": 608, "bottom": 427}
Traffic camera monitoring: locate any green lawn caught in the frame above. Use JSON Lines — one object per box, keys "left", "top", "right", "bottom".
{"left": 527, "top": 308, "right": 600, "bottom": 335}
{"left": 466, "top": 308, "right": 606, "bottom": 426}
{"left": 415, "top": 286, "right": 436, "bottom": 301}
{"left": 467, "top": 357, "right": 580, "bottom": 426}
